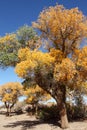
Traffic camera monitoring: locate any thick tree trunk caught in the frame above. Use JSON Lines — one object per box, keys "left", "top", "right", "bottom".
{"left": 56, "top": 85, "right": 69, "bottom": 129}
{"left": 59, "top": 103, "right": 69, "bottom": 129}
{"left": 35, "top": 72, "right": 69, "bottom": 128}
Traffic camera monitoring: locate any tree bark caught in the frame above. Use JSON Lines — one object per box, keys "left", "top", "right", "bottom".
{"left": 5, "top": 102, "right": 9, "bottom": 116}
{"left": 35, "top": 103, "right": 38, "bottom": 116}
{"left": 9, "top": 102, "right": 15, "bottom": 114}
{"left": 56, "top": 85, "right": 69, "bottom": 129}
{"left": 59, "top": 103, "right": 69, "bottom": 129}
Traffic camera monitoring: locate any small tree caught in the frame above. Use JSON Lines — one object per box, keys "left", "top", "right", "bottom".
{"left": 0, "top": 82, "right": 23, "bottom": 116}
{"left": 24, "top": 85, "right": 51, "bottom": 115}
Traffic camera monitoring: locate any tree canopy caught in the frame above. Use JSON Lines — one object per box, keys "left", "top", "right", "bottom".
{"left": 15, "top": 5, "right": 87, "bottom": 128}
{"left": 0, "top": 4, "right": 87, "bottom": 129}
{"left": 0, "top": 25, "right": 39, "bottom": 68}
{"left": 24, "top": 85, "right": 51, "bottom": 105}
{"left": 0, "top": 82, "right": 23, "bottom": 115}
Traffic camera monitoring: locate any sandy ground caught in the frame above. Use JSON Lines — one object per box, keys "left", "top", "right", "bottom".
{"left": 0, "top": 110, "right": 87, "bottom": 130}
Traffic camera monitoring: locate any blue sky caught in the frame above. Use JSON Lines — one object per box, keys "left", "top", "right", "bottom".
{"left": 0, "top": 0, "right": 87, "bottom": 85}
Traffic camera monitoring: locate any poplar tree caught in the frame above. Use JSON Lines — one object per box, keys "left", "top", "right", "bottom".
{"left": 15, "top": 5, "right": 87, "bottom": 128}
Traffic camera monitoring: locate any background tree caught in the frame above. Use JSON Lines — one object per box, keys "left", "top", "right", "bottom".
{"left": 0, "top": 25, "right": 39, "bottom": 68}
{"left": 15, "top": 5, "right": 87, "bottom": 128}
{"left": 16, "top": 25, "right": 40, "bottom": 50}
{"left": 24, "top": 85, "right": 51, "bottom": 115}
{"left": 0, "top": 82, "right": 23, "bottom": 116}
{"left": 0, "top": 34, "right": 20, "bottom": 67}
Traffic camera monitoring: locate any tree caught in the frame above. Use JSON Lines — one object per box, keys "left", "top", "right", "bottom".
{"left": 0, "top": 82, "right": 23, "bottom": 116}
{"left": 15, "top": 5, "right": 87, "bottom": 128}
{"left": 0, "top": 25, "right": 39, "bottom": 68}
{"left": 24, "top": 85, "right": 51, "bottom": 115}
{"left": 16, "top": 25, "right": 40, "bottom": 49}
{"left": 0, "top": 34, "right": 20, "bottom": 67}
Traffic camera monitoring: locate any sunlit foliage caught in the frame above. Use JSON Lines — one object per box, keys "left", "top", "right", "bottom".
{"left": 0, "top": 4, "right": 86, "bottom": 128}
{"left": 54, "top": 58, "right": 77, "bottom": 82}
{"left": 0, "top": 25, "right": 39, "bottom": 67}
{"left": 33, "top": 5, "right": 87, "bottom": 55}
{"left": 0, "top": 82, "right": 23, "bottom": 115}
{"left": 15, "top": 5, "right": 87, "bottom": 128}
{"left": 24, "top": 85, "right": 51, "bottom": 104}
{"left": 15, "top": 47, "right": 54, "bottom": 78}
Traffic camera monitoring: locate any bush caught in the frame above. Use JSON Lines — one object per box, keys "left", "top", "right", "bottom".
{"left": 24, "top": 104, "right": 36, "bottom": 115}
{"left": 14, "top": 107, "right": 23, "bottom": 115}
{"left": 37, "top": 103, "right": 87, "bottom": 121}
{"left": 36, "top": 104, "right": 60, "bottom": 121}
{"left": 67, "top": 103, "right": 87, "bottom": 120}
{"left": 14, "top": 101, "right": 25, "bottom": 115}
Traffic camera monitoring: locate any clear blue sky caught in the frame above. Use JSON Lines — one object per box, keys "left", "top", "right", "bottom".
{"left": 0, "top": 0, "right": 87, "bottom": 85}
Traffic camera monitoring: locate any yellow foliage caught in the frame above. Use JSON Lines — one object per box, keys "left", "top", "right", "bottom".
{"left": 15, "top": 4, "right": 87, "bottom": 99}
{"left": 74, "top": 46, "right": 87, "bottom": 71}
{"left": 0, "top": 34, "right": 16, "bottom": 44}
{"left": 32, "top": 50, "right": 54, "bottom": 66}
{"left": 33, "top": 5, "right": 87, "bottom": 54}
{"left": 15, "top": 60, "right": 36, "bottom": 78}
{"left": 18, "top": 47, "right": 31, "bottom": 61}
{"left": 54, "top": 58, "right": 77, "bottom": 82}
{"left": 77, "top": 46, "right": 87, "bottom": 69}
{"left": 0, "top": 82, "right": 23, "bottom": 103}
{"left": 50, "top": 48, "right": 64, "bottom": 62}
{"left": 15, "top": 48, "right": 54, "bottom": 78}
{"left": 24, "top": 85, "right": 51, "bottom": 104}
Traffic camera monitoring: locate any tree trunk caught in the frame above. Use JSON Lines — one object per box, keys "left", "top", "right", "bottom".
{"left": 35, "top": 103, "right": 38, "bottom": 116}
{"left": 56, "top": 85, "right": 69, "bottom": 129}
{"left": 59, "top": 103, "right": 69, "bottom": 129}
{"left": 5, "top": 102, "right": 9, "bottom": 116}
{"left": 7, "top": 108, "right": 9, "bottom": 116}
{"left": 35, "top": 71, "right": 69, "bottom": 128}
{"left": 10, "top": 103, "right": 15, "bottom": 114}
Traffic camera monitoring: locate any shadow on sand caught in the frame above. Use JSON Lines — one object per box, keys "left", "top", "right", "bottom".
{"left": 3, "top": 118, "right": 61, "bottom": 130}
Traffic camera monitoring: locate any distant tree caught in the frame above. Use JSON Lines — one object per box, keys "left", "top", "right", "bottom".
{"left": 24, "top": 85, "right": 51, "bottom": 115}
{"left": 0, "top": 82, "right": 23, "bottom": 116}
{"left": 15, "top": 5, "right": 87, "bottom": 128}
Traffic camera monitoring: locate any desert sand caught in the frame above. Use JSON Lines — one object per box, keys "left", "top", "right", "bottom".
{"left": 0, "top": 110, "right": 87, "bottom": 130}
